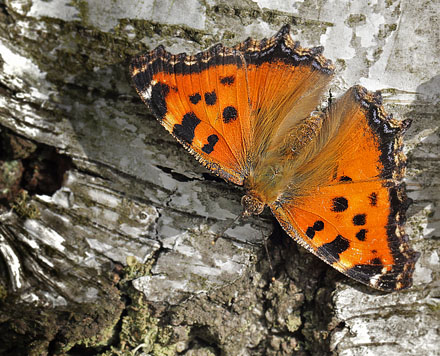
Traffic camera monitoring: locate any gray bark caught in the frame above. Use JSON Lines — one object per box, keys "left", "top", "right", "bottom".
{"left": 0, "top": 1, "right": 438, "bottom": 355}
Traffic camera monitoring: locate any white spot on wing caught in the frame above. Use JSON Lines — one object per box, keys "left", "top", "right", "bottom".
{"left": 369, "top": 273, "right": 381, "bottom": 287}
{"left": 142, "top": 79, "right": 157, "bottom": 101}
{"left": 142, "top": 87, "right": 152, "bottom": 101}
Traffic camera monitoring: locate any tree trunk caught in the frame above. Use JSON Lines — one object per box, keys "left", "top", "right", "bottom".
{"left": 0, "top": 1, "right": 438, "bottom": 355}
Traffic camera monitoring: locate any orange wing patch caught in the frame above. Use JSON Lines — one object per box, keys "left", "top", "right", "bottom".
{"left": 270, "top": 86, "right": 418, "bottom": 291}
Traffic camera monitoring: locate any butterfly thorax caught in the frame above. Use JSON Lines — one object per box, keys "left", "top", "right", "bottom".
{"left": 243, "top": 113, "right": 326, "bottom": 206}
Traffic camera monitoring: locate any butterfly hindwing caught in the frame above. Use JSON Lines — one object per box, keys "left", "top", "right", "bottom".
{"left": 270, "top": 86, "right": 419, "bottom": 290}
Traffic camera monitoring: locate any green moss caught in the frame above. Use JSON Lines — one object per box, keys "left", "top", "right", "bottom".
{"left": 0, "top": 284, "right": 7, "bottom": 301}
{"left": 346, "top": 14, "right": 366, "bottom": 27}
{"left": 73, "top": 322, "right": 116, "bottom": 349}
{"left": 189, "top": 272, "right": 209, "bottom": 289}
{"left": 123, "top": 255, "right": 155, "bottom": 280}
{"left": 221, "top": 30, "right": 236, "bottom": 40}
{"left": 116, "top": 199, "right": 137, "bottom": 226}
{"left": 0, "top": 291, "right": 123, "bottom": 355}
{"left": 0, "top": 160, "right": 22, "bottom": 198}
{"left": 11, "top": 190, "right": 40, "bottom": 219}
{"left": 381, "top": 87, "right": 398, "bottom": 95}
{"left": 70, "top": 0, "right": 90, "bottom": 25}
{"left": 101, "top": 291, "right": 177, "bottom": 356}
{"left": 286, "top": 313, "right": 302, "bottom": 333}
{"left": 378, "top": 23, "right": 398, "bottom": 39}
{"left": 372, "top": 47, "right": 384, "bottom": 60}
{"left": 261, "top": 9, "right": 291, "bottom": 25}
{"left": 385, "top": 0, "right": 395, "bottom": 7}
{"left": 58, "top": 294, "right": 124, "bottom": 353}
{"left": 427, "top": 301, "right": 440, "bottom": 312}
{"left": 336, "top": 58, "right": 347, "bottom": 70}
{"left": 388, "top": 23, "right": 397, "bottom": 31}
{"left": 5, "top": 17, "right": 142, "bottom": 83}
{"left": 295, "top": 17, "right": 334, "bottom": 28}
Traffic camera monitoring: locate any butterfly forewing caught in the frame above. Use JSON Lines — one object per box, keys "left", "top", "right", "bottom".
{"left": 130, "top": 45, "right": 251, "bottom": 185}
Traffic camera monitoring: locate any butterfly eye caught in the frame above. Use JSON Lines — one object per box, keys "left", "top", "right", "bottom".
{"left": 241, "top": 194, "right": 265, "bottom": 217}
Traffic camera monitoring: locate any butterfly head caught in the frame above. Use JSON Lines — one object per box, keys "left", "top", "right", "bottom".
{"left": 241, "top": 193, "right": 265, "bottom": 217}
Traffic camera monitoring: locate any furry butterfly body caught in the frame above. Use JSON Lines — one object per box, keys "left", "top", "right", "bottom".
{"left": 130, "top": 25, "right": 419, "bottom": 291}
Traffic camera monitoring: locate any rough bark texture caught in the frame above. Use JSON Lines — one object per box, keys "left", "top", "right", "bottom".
{"left": 0, "top": 1, "right": 438, "bottom": 355}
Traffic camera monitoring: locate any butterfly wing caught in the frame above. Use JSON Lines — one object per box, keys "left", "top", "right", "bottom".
{"left": 236, "top": 25, "right": 334, "bottom": 157}
{"left": 270, "top": 86, "right": 419, "bottom": 291}
{"left": 130, "top": 44, "right": 252, "bottom": 185}
{"left": 130, "top": 25, "right": 334, "bottom": 185}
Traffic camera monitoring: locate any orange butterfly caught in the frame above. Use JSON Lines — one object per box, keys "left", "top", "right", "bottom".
{"left": 130, "top": 25, "right": 419, "bottom": 291}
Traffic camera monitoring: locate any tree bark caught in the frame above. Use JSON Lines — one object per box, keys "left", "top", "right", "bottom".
{"left": 0, "top": 1, "right": 438, "bottom": 355}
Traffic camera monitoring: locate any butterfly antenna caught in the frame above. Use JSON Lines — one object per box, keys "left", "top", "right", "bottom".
{"left": 262, "top": 232, "right": 276, "bottom": 282}
{"left": 211, "top": 214, "right": 243, "bottom": 245}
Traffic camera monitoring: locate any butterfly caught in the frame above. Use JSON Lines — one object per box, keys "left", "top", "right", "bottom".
{"left": 130, "top": 25, "right": 419, "bottom": 291}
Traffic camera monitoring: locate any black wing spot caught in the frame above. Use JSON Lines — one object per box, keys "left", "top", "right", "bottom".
{"left": 317, "top": 235, "right": 350, "bottom": 263}
{"left": 222, "top": 106, "right": 238, "bottom": 123}
{"left": 150, "top": 82, "right": 170, "bottom": 119}
{"left": 173, "top": 112, "right": 201, "bottom": 144}
{"left": 313, "top": 220, "right": 324, "bottom": 231}
{"left": 189, "top": 93, "right": 201, "bottom": 104}
{"left": 332, "top": 167, "right": 338, "bottom": 180}
{"left": 331, "top": 197, "right": 348, "bottom": 212}
{"left": 371, "top": 258, "right": 382, "bottom": 265}
{"left": 220, "top": 76, "right": 235, "bottom": 85}
{"left": 339, "top": 175, "right": 352, "bottom": 182}
{"left": 356, "top": 229, "right": 367, "bottom": 241}
{"left": 202, "top": 134, "right": 219, "bottom": 154}
{"left": 353, "top": 214, "right": 366, "bottom": 226}
{"left": 204, "top": 91, "right": 217, "bottom": 106}
{"left": 369, "top": 192, "right": 378, "bottom": 206}
{"left": 306, "top": 220, "right": 324, "bottom": 239}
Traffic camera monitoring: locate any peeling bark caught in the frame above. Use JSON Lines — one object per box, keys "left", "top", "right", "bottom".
{"left": 0, "top": 1, "right": 438, "bottom": 355}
